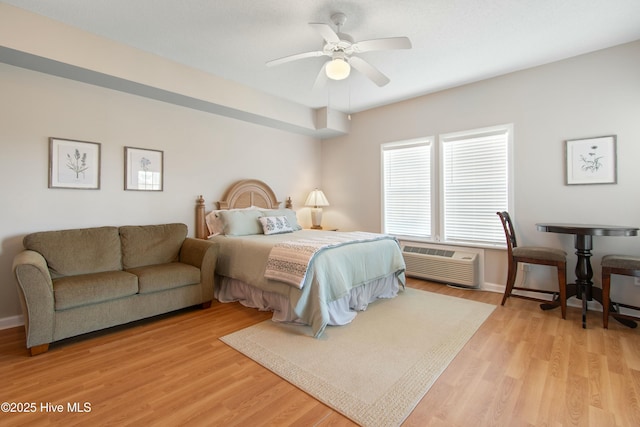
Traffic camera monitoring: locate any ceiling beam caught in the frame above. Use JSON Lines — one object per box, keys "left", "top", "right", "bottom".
{"left": 0, "top": 3, "right": 348, "bottom": 139}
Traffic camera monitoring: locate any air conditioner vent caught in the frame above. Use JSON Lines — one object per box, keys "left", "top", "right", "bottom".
{"left": 404, "top": 246, "right": 455, "bottom": 257}
{"left": 401, "top": 243, "right": 480, "bottom": 288}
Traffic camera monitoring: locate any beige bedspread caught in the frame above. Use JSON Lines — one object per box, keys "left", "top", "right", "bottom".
{"left": 209, "top": 230, "right": 406, "bottom": 337}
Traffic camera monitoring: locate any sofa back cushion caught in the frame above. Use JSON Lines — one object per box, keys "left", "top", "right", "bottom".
{"left": 120, "top": 223, "right": 187, "bottom": 269}
{"left": 23, "top": 227, "right": 122, "bottom": 278}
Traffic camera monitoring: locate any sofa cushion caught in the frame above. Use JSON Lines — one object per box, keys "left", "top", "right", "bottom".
{"left": 120, "top": 223, "right": 187, "bottom": 269}
{"left": 126, "top": 262, "right": 200, "bottom": 294}
{"left": 53, "top": 271, "right": 138, "bottom": 310}
{"left": 24, "top": 227, "right": 122, "bottom": 279}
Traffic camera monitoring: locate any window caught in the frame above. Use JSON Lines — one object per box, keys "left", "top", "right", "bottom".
{"left": 441, "top": 125, "right": 511, "bottom": 245}
{"left": 381, "top": 125, "right": 511, "bottom": 246}
{"left": 381, "top": 139, "right": 433, "bottom": 238}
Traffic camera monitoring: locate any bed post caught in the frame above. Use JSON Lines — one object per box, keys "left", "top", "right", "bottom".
{"left": 196, "top": 195, "right": 206, "bottom": 239}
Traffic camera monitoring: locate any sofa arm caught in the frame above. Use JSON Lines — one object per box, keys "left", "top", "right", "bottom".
{"left": 180, "top": 238, "right": 218, "bottom": 268}
{"left": 12, "top": 250, "right": 55, "bottom": 350}
{"left": 180, "top": 238, "right": 218, "bottom": 302}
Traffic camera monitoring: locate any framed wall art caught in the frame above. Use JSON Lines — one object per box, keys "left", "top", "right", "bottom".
{"left": 49, "top": 137, "right": 101, "bottom": 189}
{"left": 124, "top": 147, "right": 163, "bottom": 191}
{"left": 565, "top": 135, "right": 617, "bottom": 185}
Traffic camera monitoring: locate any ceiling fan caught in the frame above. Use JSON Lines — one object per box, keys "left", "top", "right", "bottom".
{"left": 266, "top": 13, "right": 412, "bottom": 88}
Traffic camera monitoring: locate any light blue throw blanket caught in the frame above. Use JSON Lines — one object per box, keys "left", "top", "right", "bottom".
{"left": 264, "top": 231, "right": 396, "bottom": 288}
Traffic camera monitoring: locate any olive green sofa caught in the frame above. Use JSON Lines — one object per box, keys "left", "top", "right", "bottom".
{"left": 12, "top": 223, "right": 218, "bottom": 355}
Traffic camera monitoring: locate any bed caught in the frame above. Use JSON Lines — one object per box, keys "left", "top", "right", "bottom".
{"left": 195, "top": 179, "right": 406, "bottom": 337}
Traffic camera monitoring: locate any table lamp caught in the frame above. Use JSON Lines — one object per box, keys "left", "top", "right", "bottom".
{"left": 305, "top": 189, "right": 329, "bottom": 229}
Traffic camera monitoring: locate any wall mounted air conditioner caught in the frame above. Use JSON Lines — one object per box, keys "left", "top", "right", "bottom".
{"left": 401, "top": 243, "right": 480, "bottom": 288}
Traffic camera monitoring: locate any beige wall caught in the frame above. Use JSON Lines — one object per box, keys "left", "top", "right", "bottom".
{"left": 321, "top": 40, "right": 640, "bottom": 308}
{"left": 0, "top": 63, "right": 320, "bottom": 324}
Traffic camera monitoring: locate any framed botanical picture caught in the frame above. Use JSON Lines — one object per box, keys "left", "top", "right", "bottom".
{"left": 565, "top": 135, "right": 617, "bottom": 185}
{"left": 49, "top": 137, "right": 101, "bottom": 189}
{"left": 124, "top": 147, "right": 163, "bottom": 191}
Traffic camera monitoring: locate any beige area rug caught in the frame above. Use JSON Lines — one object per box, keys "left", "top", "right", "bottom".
{"left": 220, "top": 287, "right": 495, "bottom": 427}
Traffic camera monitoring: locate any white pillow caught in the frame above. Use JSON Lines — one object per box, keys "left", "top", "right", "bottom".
{"left": 259, "top": 215, "right": 294, "bottom": 235}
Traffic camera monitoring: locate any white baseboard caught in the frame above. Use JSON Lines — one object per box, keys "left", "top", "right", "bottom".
{"left": 0, "top": 315, "right": 24, "bottom": 330}
{"left": 480, "top": 282, "right": 504, "bottom": 294}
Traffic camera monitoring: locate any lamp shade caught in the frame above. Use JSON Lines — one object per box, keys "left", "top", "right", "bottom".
{"left": 325, "top": 58, "right": 350, "bottom": 80}
{"left": 305, "top": 189, "right": 329, "bottom": 207}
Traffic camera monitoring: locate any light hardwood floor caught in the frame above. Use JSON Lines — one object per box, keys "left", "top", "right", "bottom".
{"left": 1, "top": 278, "right": 639, "bottom": 426}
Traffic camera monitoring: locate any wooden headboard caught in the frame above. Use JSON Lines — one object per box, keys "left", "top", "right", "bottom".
{"left": 195, "top": 179, "right": 291, "bottom": 239}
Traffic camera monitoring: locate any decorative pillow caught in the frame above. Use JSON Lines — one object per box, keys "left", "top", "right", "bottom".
{"left": 260, "top": 209, "right": 302, "bottom": 231}
{"left": 259, "top": 215, "right": 294, "bottom": 235}
{"left": 205, "top": 210, "right": 224, "bottom": 236}
{"left": 218, "top": 209, "right": 263, "bottom": 236}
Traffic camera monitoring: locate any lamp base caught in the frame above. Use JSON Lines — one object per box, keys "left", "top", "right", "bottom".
{"left": 310, "top": 207, "right": 323, "bottom": 230}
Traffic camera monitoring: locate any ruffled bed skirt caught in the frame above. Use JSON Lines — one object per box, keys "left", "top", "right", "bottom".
{"left": 214, "top": 273, "right": 402, "bottom": 327}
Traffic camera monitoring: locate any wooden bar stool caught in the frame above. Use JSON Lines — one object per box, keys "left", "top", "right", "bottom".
{"left": 497, "top": 212, "right": 568, "bottom": 318}
{"left": 601, "top": 255, "right": 640, "bottom": 328}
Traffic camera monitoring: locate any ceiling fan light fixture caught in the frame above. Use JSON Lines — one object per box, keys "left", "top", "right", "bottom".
{"left": 326, "top": 57, "right": 350, "bottom": 80}
{"left": 267, "top": 12, "right": 411, "bottom": 88}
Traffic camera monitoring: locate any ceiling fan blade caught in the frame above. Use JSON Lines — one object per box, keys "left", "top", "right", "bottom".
{"left": 309, "top": 23, "right": 340, "bottom": 43}
{"left": 352, "top": 37, "right": 412, "bottom": 53}
{"left": 266, "top": 50, "right": 325, "bottom": 67}
{"left": 349, "top": 56, "right": 390, "bottom": 87}
{"left": 312, "top": 62, "right": 328, "bottom": 91}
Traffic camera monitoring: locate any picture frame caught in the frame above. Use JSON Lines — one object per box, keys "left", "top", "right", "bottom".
{"left": 49, "top": 137, "right": 101, "bottom": 189}
{"left": 124, "top": 147, "right": 163, "bottom": 191}
{"left": 565, "top": 135, "right": 617, "bottom": 185}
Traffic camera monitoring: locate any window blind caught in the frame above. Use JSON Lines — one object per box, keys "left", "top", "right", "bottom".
{"left": 382, "top": 141, "right": 431, "bottom": 238}
{"left": 441, "top": 129, "right": 509, "bottom": 245}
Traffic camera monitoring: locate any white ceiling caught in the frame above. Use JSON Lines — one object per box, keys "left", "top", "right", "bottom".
{"left": 3, "top": 0, "right": 640, "bottom": 114}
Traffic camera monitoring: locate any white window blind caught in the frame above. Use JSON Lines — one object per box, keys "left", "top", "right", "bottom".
{"left": 441, "top": 127, "right": 510, "bottom": 245}
{"left": 382, "top": 140, "right": 432, "bottom": 238}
